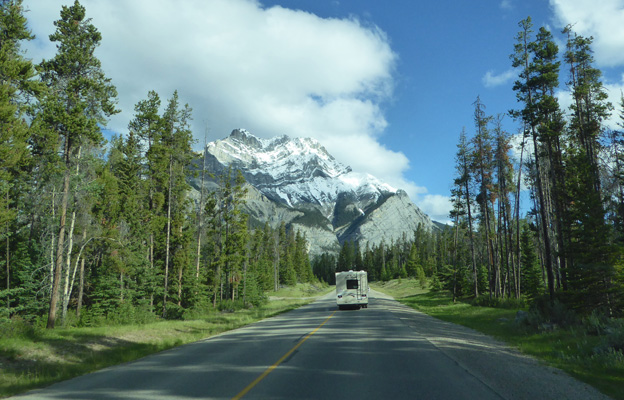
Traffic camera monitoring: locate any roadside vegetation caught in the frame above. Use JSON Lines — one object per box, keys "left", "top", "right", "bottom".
{"left": 372, "top": 279, "right": 624, "bottom": 400}
{"left": 0, "top": 283, "right": 329, "bottom": 398}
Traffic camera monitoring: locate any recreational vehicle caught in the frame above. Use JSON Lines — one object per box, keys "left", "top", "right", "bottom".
{"left": 335, "top": 270, "right": 368, "bottom": 309}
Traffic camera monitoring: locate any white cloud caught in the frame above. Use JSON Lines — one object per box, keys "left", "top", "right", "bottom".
{"left": 550, "top": 0, "right": 624, "bottom": 67}
{"left": 482, "top": 69, "right": 516, "bottom": 88}
{"left": 500, "top": 0, "right": 513, "bottom": 11}
{"left": 415, "top": 194, "right": 452, "bottom": 223}
{"left": 556, "top": 76, "right": 624, "bottom": 130}
{"left": 550, "top": 0, "right": 624, "bottom": 129}
{"left": 23, "top": 0, "right": 418, "bottom": 195}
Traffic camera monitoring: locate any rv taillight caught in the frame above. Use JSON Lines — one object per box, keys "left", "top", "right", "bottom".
{"left": 337, "top": 295, "right": 342, "bottom": 298}
{"left": 361, "top": 294, "right": 367, "bottom": 297}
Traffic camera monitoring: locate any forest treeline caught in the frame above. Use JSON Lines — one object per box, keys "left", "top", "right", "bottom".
{"left": 447, "top": 16, "right": 624, "bottom": 315}
{"left": 314, "top": 16, "right": 624, "bottom": 319}
{"left": 0, "top": 0, "right": 313, "bottom": 329}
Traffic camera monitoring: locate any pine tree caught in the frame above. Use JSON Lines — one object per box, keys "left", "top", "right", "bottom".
{"left": 38, "top": 0, "right": 118, "bottom": 328}
{"left": 159, "top": 91, "right": 195, "bottom": 316}
{"left": 128, "top": 90, "right": 162, "bottom": 308}
{"left": 450, "top": 128, "right": 479, "bottom": 297}
{"left": 471, "top": 97, "right": 496, "bottom": 297}
{"left": 511, "top": 17, "right": 557, "bottom": 300}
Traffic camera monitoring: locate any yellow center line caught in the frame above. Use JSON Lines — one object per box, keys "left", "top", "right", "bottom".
{"left": 232, "top": 310, "right": 337, "bottom": 400}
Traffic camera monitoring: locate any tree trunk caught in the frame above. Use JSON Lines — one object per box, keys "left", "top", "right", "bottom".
{"left": 61, "top": 207, "right": 76, "bottom": 323}
{"left": 5, "top": 190, "right": 9, "bottom": 313}
{"left": 76, "top": 240, "right": 86, "bottom": 319}
{"left": 47, "top": 138, "right": 71, "bottom": 329}
{"left": 532, "top": 137, "right": 556, "bottom": 299}
{"left": 514, "top": 137, "right": 525, "bottom": 297}
{"left": 163, "top": 155, "right": 173, "bottom": 318}
{"left": 196, "top": 133, "right": 208, "bottom": 280}
{"left": 464, "top": 175, "right": 479, "bottom": 297}
{"left": 61, "top": 146, "right": 81, "bottom": 324}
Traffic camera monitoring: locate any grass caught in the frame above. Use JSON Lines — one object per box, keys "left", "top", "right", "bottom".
{"left": 0, "top": 283, "right": 330, "bottom": 398}
{"left": 372, "top": 279, "right": 624, "bottom": 400}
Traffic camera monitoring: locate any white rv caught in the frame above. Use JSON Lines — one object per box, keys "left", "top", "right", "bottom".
{"left": 335, "top": 270, "right": 368, "bottom": 309}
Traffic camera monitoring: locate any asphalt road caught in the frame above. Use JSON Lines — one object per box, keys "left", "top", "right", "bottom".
{"left": 12, "top": 290, "right": 611, "bottom": 400}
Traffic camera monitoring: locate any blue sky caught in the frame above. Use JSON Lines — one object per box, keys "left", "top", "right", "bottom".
{"left": 23, "top": 0, "right": 624, "bottom": 222}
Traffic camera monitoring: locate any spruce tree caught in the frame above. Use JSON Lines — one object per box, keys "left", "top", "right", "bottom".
{"left": 563, "top": 29, "right": 619, "bottom": 313}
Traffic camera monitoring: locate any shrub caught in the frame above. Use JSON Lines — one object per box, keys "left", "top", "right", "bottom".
{"left": 584, "top": 310, "right": 610, "bottom": 336}
{"left": 0, "top": 315, "right": 37, "bottom": 339}
{"left": 217, "top": 299, "right": 246, "bottom": 313}
{"left": 525, "top": 296, "right": 578, "bottom": 330}
{"left": 183, "top": 300, "right": 215, "bottom": 320}
{"left": 605, "top": 319, "right": 624, "bottom": 353}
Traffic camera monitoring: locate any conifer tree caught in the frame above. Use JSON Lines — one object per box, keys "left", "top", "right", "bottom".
{"left": 39, "top": 0, "right": 118, "bottom": 328}
{"left": 563, "top": 29, "right": 619, "bottom": 312}
{"left": 520, "top": 224, "right": 542, "bottom": 300}
{"left": 159, "top": 91, "right": 195, "bottom": 316}
{"left": 0, "top": 0, "right": 40, "bottom": 313}
{"left": 511, "top": 17, "right": 557, "bottom": 300}
{"left": 471, "top": 97, "right": 496, "bottom": 297}
{"left": 450, "top": 128, "right": 479, "bottom": 297}
{"left": 128, "top": 90, "right": 162, "bottom": 307}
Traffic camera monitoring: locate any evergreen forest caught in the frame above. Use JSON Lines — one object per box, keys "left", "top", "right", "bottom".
{"left": 313, "top": 17, "right": 624, "bottom": 321}
{"left": 1, "top": 0, "right": 623, "bottom": 335}
{"left": 0, "top": 0, "right": 313, "bottom": 330}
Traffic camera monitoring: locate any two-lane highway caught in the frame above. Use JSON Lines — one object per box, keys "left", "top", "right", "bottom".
{"left": 12, "top": 291, "right": 611, "bottom": 400}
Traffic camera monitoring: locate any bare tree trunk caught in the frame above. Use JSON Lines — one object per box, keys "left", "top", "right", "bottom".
{"left": 178, "top": 265, "right": 183, "bottom": 307}
{"left": 464, "top": 175, "right": 479, "bottom": 297}
{"left": 61, "top": 146, "right": 82, "bottom": 324}
{"left": 50, "top": 190, "right": 56, "bottom": 293}
{"left": 163, "top": 155, "right": 173, "bottom": 318}
{"left": 532, "top": 137, "right": 556, "bottom": 299}
{"left": 5, "top": 190, "right": 9, "bottom": 313}
{"left": 76, "top": 232, "right": 87, "bottom": 318}
{"left": 61, "top": 208, "right": 76, "bottom": 323}
{"left": 149, "top": 233, "right": 154, "bottom": 307}
{"left": 514, "top": 136, "right": 525, "bottom": 297}
{"left": 196, "top": 133, "right": 208, "bottom": 280}
{"left": 47, "top": 138, "right": 71, "bottom": 329}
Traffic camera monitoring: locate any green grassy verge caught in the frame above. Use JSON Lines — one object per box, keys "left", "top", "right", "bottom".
{"left": 372, "top": 279, "right": 624, "bottom": 400}
{"left": 0, "top": 284, "right": 330, "bottom": 398}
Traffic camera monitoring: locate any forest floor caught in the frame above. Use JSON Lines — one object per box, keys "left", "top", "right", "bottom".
{"left": 371, "top": 279, "right": 624, "bottom": 400}
{"left": 0, "top": 283, "right": 332, "bottom": 398}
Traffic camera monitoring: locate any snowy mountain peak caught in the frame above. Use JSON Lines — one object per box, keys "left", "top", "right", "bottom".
{"left": 194, "top": 129, "right": 433, "bottom": 255}
{"left": 205, "top": 129, "right": 396, "bottom": 210}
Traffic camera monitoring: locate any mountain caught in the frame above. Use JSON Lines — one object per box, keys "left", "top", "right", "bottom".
{"left": 189, "top": 129, "right": 435, "bottom": 255}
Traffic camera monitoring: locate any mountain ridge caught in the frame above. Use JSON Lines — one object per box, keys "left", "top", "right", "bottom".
{"left": 191, "top": 129, "right": 434, "bottom": 255}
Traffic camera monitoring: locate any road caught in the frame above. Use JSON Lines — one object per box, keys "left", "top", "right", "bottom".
{"left": 13, "top": 290, "right": 611, "bottom": 400}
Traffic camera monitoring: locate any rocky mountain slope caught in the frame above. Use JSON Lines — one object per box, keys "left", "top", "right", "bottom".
{"left": 189, "top": 129, "right": 434, "bottom": 255}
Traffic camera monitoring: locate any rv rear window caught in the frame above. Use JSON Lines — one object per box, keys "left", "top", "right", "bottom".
{"left": 347, "top": 279, "right": 358, "bottom": 289}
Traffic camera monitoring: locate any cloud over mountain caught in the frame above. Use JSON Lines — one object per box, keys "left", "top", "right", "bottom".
{"left": 23, "top": 0, "right": 415, "bottom": 200}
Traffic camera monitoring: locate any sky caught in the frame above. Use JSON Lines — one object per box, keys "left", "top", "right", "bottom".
{"left": 22, "top": 0, "right": 624, "bottom": 222}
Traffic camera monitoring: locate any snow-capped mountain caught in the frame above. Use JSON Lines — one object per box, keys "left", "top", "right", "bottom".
{"left": 191, "top": 129, "right": 434, "bottom": 255}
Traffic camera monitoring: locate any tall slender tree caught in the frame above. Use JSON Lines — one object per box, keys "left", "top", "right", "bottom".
{"left": 39, "top": 0, "right": 118, "bottom": 328}
{"left": 511, "top": 17, "right": 558, "bottom": 300}
{"left": 450, "top": 127, "right": 479, "bottom": 297}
